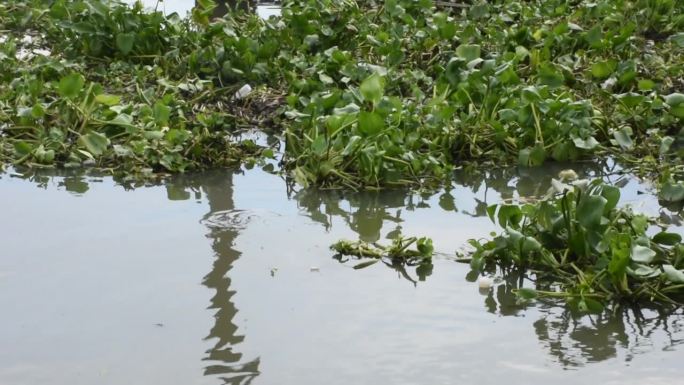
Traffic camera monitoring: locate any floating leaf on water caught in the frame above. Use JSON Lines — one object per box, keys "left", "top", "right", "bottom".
{"left": 353, "top": 259, "right": 379, "bottom": 270}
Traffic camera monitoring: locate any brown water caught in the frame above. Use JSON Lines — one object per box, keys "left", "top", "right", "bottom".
{"left": 1, "top": 162, "right": 683, "bottom": 385}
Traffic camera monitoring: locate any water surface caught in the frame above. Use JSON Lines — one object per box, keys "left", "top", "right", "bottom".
{"left": 1, "top": 163, "right": 683, "bottom": 385}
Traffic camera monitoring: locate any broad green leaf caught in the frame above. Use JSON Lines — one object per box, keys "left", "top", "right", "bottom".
{"left": 652, "top": 232, "right": 682, "bottom": 246}
{"left": 311, "top": 135, "right": 327, "bottom": 156}
{"left": 663, "top": 264, "right": 684, "bottom": 283}
{"left": 516, "top": 287, "right": 538, "bottom": 300}
{"left": 577, "top": 195, "right": 606, "bottom": 229}
{"left": 670, "top": 32, "right": 684, "bottom": 48}
{"left": 628, "top": 264, "right": 660, "bottom": 278}
{"left": 153, "top": 102, "right": 171, "bottom": 125}
{"left": 58, "top": 73, "right": 85, "bottom": 99}
{"left": 78, "top": 132, "right": 110, "bottom": 156}
{"left": 95, "top": 94, "right": 121, "bottom": 106}
{"left": 359, "top": 74, "right": 384, "bottom": 105}
{"left": 612, "top": 127, "right": 633, "bottom": 150}
{"left": 590, "top": 61, "right": 615, "bottom": 79}
{"left": 659, "top": 180, "right": 684, "bottom": 203}
{"left": 664, "top": 93, "right": 684, "bottom": 106}
{"left": 13, "top": 141, "right": 33, "bottom": 156}
{"left": 497, "top": 204, "right": 523, "bottom": 228}
{"left": 455, "top": 44, "right": 481, "bottom": 62}
{"left": 115, "top": 32, "right": 135, "bottom": 55}
{"left": 522, "top": 236, "right": 542, "bottom": 254}
{"left": 631, "top": 245, "right": 656, "bottom": 264}
{"left": 357, "top": 111, "right": 384, "bottom": 135}
{"left": 600, "top": 185, "right": 620, "bottom": 212}
{"left": 579, "top": 297, "right": 604, "bottom": 313}
{"left": 572, "top": 135, "right": 599, "bottom": 150}
{"left": 616, "top": 92, "right": 645, "bottom": 109}
{"left": 637, "top": 79, "right": 655, "bottom": 91}
{"left": 537, "top": 64, "right": 564, "bottom": 88}
{"left": 660, "top": 136, "right": 674, "bottom": 155}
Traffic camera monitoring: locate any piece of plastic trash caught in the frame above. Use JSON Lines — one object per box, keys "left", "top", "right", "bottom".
{"left": 478, "top": 276, "right": 494, "bottom": 289}
{"left": 234, "top": 84, "right": 252, "bottom": 100}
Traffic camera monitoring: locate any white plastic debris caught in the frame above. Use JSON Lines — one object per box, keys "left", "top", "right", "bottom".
{"left": 478, "top": 276, "right": 494, "bottom": 290}
{"left": 234, "top": 84, "right": 252, "bottom": 100}
{"left": 558, "top": 169, "right": 578, "bottom": 181}
{"left": 309, "top": 266, "right": 320, "bottom": 272}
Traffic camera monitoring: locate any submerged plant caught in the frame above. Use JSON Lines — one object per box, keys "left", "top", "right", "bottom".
{"left": 464, "top": 179, "right": 684, "bottom": 310}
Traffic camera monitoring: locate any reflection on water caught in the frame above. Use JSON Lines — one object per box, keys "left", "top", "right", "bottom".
{"left": 166, "top": 171, "right": 261, "bottom": 384}
{"left": 478, "top": 268, "right": 684, "bottom": 367}
{"left": 1, "top": 162, "right": 683, "bottom": 384}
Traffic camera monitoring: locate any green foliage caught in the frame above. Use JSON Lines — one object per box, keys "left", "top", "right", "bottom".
{"left": 0, "top": 0, "right": 683, "bottom": 190}
{"left": 466, "top": 180, "right": 684, "bottom": 309}
{"left": 331, "top": 235, "right": 434, "bottom": 282}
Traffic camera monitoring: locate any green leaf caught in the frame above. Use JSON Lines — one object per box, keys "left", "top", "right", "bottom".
{"left": 497, "top": 204, "right": 523, "bottom": 228}
{"left": 95, "top": 94, "right": 121, "bottom": 106}
{"left": 353, "top": 259, "right": 379, "bottom": 270}
{"left": 631, "top": 245, "right": 656, "bottom": 264}
{"left": 516, "top": 287, "right": 538, "bottom": 300}
{"left": 115, "top": 32, "right": 135, "bottom": 55}
{"left": 579, "top": 297, "right": 604, "bottom": 313}
{"left": 572, "top": 135, "right": 599, "bottom": 150}
{"left": 357, "top": 111, "right": 384, "bottom": 136}
{"left": 590, "top": 61, "right": 615, "bottom": 79}
{"left": 660, "top": 136, "right": 675, "bottom": 155}
{"left": 652, "top": 232, "right": 682, "bottom": 246}
{"left": 153, "top": 102, "right": 171, "bottom": 125}
{"left": 576, "top": 195, "right": 607, "bottom": 229}
{"left": 612, "top": 127, "right": 633, "bottom": 150}
{"left": 664, "top": 93, "right": 684, "bottom": 106}
{"left": 359, "top": 74, "right": 384, "bottom": 105}
{"left": 78, "top": 132, "right": 110, "bottom": 156}
{"left": 58, "top": 73, "right": 85, "bottom": 99}
{"left": 670, "top": 32, "right": 684, "bottom": 48}
{"left": 663, "top": 264, "right": 684, "bottom": 283}
{"left": 518, "top": 143, "right": 546, "bottom": 166}
{"left": 537, "top": 64, "right": 564, "bottom": 88}
{"left": 13, "top": 141, "right": 33, "bottom": 156}
{"left": 659, "top": 180, "right": 684, "bottom": 203}
{"left": 600, "top": 185, "right": 620, "bottom": 212}
{"left": 311, "top": 135, "right": 327, "bottom": 156}
{"left": 455, "top": 44, "right": 481, "bottom": 62}
{"left": 637, "top": 79, "right": 655, "bottom": 91}
{"left": 616, "top": 92, "right": 645, "bottom": 109}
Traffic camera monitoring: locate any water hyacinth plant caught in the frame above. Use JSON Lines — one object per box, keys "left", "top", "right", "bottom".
{"left": 331, "top": 235, "right": 434, "bottom": 283}
{"left": 0, "top": 0, "right": 681, "bottom": 190}
{"left": 465, "top": 179, "right": 684, "bottom": 310}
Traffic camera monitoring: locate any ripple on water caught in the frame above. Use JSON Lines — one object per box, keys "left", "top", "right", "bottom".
{"left": 200, "top": 209, "right": 280, "bottom": 230}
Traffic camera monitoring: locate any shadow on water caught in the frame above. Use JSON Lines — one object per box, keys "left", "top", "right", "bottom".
{"left": 4, "top": 159, "right": 684, "bottom": 374}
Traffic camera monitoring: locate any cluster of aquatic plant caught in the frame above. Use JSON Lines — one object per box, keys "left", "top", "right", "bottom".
{"left": 464, "top": 179, "right": 684, "bottom": 310}
{"left": 331, "top": 236, "right": 434, "bottom": 282}
{"left": 0, "top": 0, "right": 275, "bottom": 175}
{"left": 1, "top": 0, "right": 682, "bottom": 191}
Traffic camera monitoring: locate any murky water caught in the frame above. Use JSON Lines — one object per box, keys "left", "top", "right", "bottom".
{"left": 1, "top": 162, "right": 683, "bottom": 385}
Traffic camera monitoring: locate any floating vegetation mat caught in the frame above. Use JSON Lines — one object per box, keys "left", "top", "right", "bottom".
{"left": 463, "top": 179, "right": 684, "bottom": 310}
{"left": 0, "top": 0, "right": 681, "bottom": 194}
{"left": 331, "top": 236, "right": 434, "bottom": 283}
